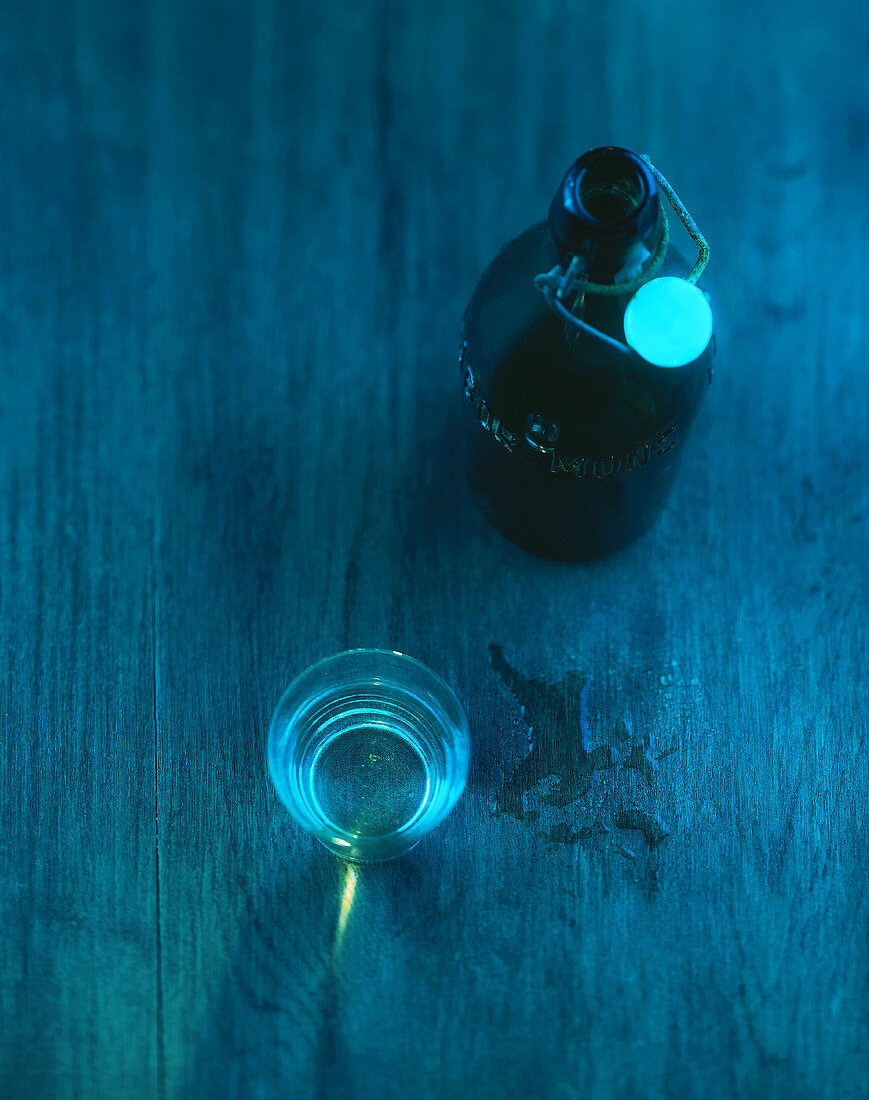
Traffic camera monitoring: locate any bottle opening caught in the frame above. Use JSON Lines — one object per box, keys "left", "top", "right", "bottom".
{"left": 576, "top": 152, "right": 647, "bottom": 225}
{"left": 549, "top": 147, "right": 660, "bottom": 271}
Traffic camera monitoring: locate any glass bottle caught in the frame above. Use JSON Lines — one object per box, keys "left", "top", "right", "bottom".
{"left": 460, "top": 146, "right": 715, "bottom": 560}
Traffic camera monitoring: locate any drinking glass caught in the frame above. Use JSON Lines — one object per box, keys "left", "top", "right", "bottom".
{"left": 268, "top": 649, "right": 470, "bottom": 862}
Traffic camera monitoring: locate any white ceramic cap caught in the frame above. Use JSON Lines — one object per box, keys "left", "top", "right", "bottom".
{"left": 623, "top": 276, "right": 713, "bottom": 367}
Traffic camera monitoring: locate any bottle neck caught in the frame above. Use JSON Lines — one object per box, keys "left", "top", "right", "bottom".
{"left": 548, "top": 147, "right": 663, "bottom": 285}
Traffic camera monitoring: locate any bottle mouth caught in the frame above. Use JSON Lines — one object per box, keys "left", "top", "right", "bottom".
{"left": 548, "top": 146, "right": 660, "bottom": 269}
{"left": 574, "top": 151, "right": 649, "bottom": 226}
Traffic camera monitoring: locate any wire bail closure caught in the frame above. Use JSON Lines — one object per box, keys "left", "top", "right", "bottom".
{"left": 534, "top": 155, "right": 710, "bottom": 356}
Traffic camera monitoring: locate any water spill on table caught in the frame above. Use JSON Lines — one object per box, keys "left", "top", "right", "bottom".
{"left": 488, "top": 643, "right": 692, "bottom": 863}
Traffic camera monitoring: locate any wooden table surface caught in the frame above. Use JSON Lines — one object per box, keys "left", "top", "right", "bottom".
{"left": 1, "top": 2, "right": 867, "bottom": 1098}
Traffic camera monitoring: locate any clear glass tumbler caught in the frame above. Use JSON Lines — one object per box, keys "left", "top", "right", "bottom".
{"left": 267, "top": 649, "right": 470, "bottom": 862}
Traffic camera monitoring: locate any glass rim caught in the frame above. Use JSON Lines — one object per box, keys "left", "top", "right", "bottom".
{"left": 270, "top": 647, "right": 468, "bottom": 724}
{"left": 267, "top": 648, "right": 470, "bottom": 857}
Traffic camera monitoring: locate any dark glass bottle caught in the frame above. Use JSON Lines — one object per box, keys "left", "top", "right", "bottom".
{"left": 461, "top": 146, "right": 714, "bottom": 560}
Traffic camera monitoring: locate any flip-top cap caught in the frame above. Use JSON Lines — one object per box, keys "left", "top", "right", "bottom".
{"left": 623, "top": 276, "right": 713, "bottom": 367}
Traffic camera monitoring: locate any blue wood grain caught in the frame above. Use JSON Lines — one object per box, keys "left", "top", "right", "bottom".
{"left": 0, "top": 1, "right": 867, "bottom": 1098}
